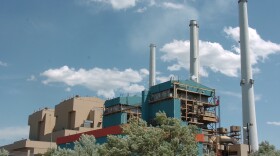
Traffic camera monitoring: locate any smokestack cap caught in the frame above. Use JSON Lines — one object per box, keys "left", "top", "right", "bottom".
{"left": 189, "top": 20, "right": 199, "bottom": 27}
{"left": 238, "top": 0, "right": 248, "bottom": 3}
{"left": 150, "top": 43, "right": 156, "bottom": 47}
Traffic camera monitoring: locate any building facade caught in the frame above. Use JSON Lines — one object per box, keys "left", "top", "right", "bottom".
{"left": 1, "top": 96, "right": 104, "bottom": 156}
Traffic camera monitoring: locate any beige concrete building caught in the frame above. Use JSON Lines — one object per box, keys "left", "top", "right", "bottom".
{"left": 228, "top": 144, "right": 249, "bottom": 156}
{"left": 28, "top": 108, "right": 55, "bottom": 141}
{"left": 54, "top": 96, "right": 103, "bottom": 132}
{"left": 1, "top": 139, "right": 57, "bottom": 156}
{"left": 1, "top": 96, "right": 104, "bottom": 156}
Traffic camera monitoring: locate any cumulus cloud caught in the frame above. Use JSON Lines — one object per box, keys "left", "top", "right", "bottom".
{"left": 0, "top": 126, "right": 29, "bottom": 144}
{"left": 161, "top": 40, "right": 239, "bottom": 77}
{"left": 0, "top": 61, "right": 8, "bottom": 67}
{"left": 267, "top": 121, "right": 280, "bottom": 126}
{"left": 41, "top": 66, "right": 148, "bottom": 98}
{"left": 161, "top": 27, "right": 280, "bottom": 77}
{"left": 224, "top": 27, "right": 280, "bottom": 65}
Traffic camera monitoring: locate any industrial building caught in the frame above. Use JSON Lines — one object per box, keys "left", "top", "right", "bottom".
{"left": 1, "top": 96, "right": 104, "bottom": 156}
{"left": 56, "top": 81, "right": 248, "bottom": 156}
{"left": 1, "top": 0, "right": 257, "bottom": 155}
{"left": 57, "top": 1, "right": 257, "bottom": 155}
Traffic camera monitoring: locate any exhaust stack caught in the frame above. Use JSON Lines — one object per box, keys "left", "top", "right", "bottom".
{"left": 149, "top": 44, "right": 156, "bottom": 87}
{"left": 189, "top": 20, "right": 200, "bottom": 83}
{"left": 238, "top": 0, "right": 259, "bottom": 151}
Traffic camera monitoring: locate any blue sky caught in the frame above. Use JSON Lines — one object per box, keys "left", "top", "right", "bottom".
{"left": 1, "top": 0, "right": 280, "bottom": 148}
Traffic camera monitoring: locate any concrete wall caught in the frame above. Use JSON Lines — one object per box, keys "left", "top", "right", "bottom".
{"left": 89, "top": 108, "right": 103, "bottom": 129}
{"left": 228, "top": 144, "right": 249, "bottom": 156}
{"left": 54, "top": 96, "right": 104, "bottom": 131}
{"left": 28, "top": 108, "right": 55, "bottom": 141}
{"left": 1, "top": 139, "right": 57, "bottom": 156}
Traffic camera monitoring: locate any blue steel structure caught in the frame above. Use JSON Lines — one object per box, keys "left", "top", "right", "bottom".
{"left": 103, "top": 96, "right": 142, "bottom": 128}
{"left": 58, "top": 80, "right": 219, "bottom": 155}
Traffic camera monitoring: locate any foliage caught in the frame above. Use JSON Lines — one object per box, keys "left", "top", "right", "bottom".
{"left": 250, "top": 141, "right": 280, "bottom": 156}
{"left": 99, "top": 112, "right": 198, "bottom": 156}
{"left": 73, "top": 134, "right": 99, "bottom": 156}
{"left": 45, "top": 134, "right": 98, "bottom": 156}
{"left": 44, "top": 147, "right": 73, "bottom": 156}
{"left": 44, "top": 112, "right": 198, "bottom": 156}
{"left": 0, "top": 148, "right": 9, "bottom": 156}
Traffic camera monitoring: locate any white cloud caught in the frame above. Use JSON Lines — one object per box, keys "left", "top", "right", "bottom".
{"left": 41, "top": 66, "right": 148, "bottom": 98}
{"left": 0, "top": 126, "right": 29, "bottom": 144}
{"left": 0, "top": 61, "right": 8, "bottom": 67}
{"left": 79, "top": 0, "right": 137, "bottom": 10}
{"left": 161, "top": 27, "right": 280, "bottom": 77}
{"left": 267, "top": 121, "right": 280, "bottom": 126}
{"left": 27, "top": 75, "right": 37, "bottom": 81}
{"left": 162, "top": 2, "right": 184, "bottom": 10}
{"left": 156, "top": 74, "right": 175, "bottom": 83}
{"left": 122, "top": 84, "right": 145, "bottom": 93}
{"left": 110, "top": 0, "right": 137, "bottom": 10}
{"left": 161, "top": 39, "right": 240, "bottom": 77}
{"left": 224, "top": 27, "right": 280, "bottom": 65}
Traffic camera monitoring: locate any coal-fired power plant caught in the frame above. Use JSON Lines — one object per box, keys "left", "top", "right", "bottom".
{"left": 1, "top": 1, "right": 262, "bottom": 156}
{"left": 189, "top": 20, "right": 200, "bottom": 83}
{"left": 238, "top": 0, "right": 259, "bottom": 151}
{"left": 149, "top": 43, "right": 156, "bottom": 87}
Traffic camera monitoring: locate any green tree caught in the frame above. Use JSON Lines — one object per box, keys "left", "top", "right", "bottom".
{"left": 45, "top": 112, "right": 198, "bottom": 156}
{"left": 44, "top": 147, "right": 73, "bottom": 156}
{"left": 45, "top": 134, "right": 98, "bottom": 156}
{"left": 0, "top": 148, "right": 9, "bottom": 156}
{"left": 251, "top": 141, "right": 280, "bottom": 156}
{"left": 73, "top": 134, "right": 99, "bottom": 156}
{"left": 99, "top": 112, "right": 198, "bottom": 156}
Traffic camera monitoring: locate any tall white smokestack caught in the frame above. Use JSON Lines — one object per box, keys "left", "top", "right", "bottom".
{"left": 149, "top": 43, "right": 156, "bottom": 87}
{"left": 238, "top": 0, "right": 259, "bottom": 151}
{"left": 189, "top": 20, "right": 199, "bottom": 83}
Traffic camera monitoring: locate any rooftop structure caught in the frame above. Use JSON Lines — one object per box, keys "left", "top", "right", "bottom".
{"left": 103, "top": 96, "right": 142, "bottom": 128}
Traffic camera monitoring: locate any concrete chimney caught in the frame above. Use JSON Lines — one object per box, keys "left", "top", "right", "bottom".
{"left": 238, "top": 0, "right": 259, "bottom": 151}
{"left": 189, "top": 20, "right": 200, "bottom": 83}
{"left": 149, "top": 44, "right": 156, "bottom": 87}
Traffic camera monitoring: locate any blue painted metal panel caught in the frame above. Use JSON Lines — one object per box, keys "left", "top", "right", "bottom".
{"left": 149, "top": 81, "right": 173, "bottom": 94}
{"left": 149, "top": 80, "right": 214, "bottom": 97}
{"left": 96, "top": 136, "right": 108, "bottom": 144}
{"left": 141, "top": 90, "right": 149, "bottom": 121}
{"left": 148, "top": 98, "right": 181, "bottom": 121}
{"left": 103, "top": 112, "right": 127, "bottom": 128}
{"left": 105, "top": 96, "right": 142, "bottom": 107}
{"left": 58, "top": 142, "right": 75, "bottom": 150}
{"left": 198, "top": 142, "right": 203, "bottom": 156}
{"left": 174, "top": 80, "right": 214, "bottom": 96}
